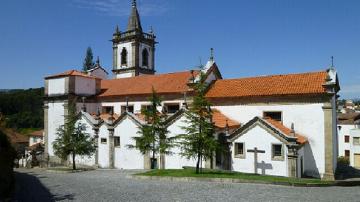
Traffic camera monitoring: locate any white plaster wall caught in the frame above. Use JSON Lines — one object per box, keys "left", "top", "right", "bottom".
{"left": 114, "top": 117, "right": 144, "bottom": 169}
{"left": 116, "top": 72, "right": 133, "bottom": 79}
{"left": 139, "top": 43, "right": 153, "bottom": 70}
{"left": 214, "top": 103, "right": 325, "bottom": 177}
{"left": 231, "top": 125, "right": 288, "bottom": 176}
{"left": 47, "top": 102, "right": 65, "bottom": 156}
{"left": 29, "top": 136, "right": 43, "bottom": 146}
{"left": 98, "top": 124, "right": 109, "bottom": 168}
{"left": 48, "top": 78, "right": 65, "bottom": 95}
{"left": 338, "top": 124, "right": 353, "bottom": 157}
{"left": 117, "top": 42, "right": 133, "bottom": 68}
{"left": 74, "top": 118, "right": 96, "bottom": 166}
{"left": 165, "top": 116, "right": 200, "bottom": 169}
{"left": 75, "top": 77, "right": 96, "bottom": 96}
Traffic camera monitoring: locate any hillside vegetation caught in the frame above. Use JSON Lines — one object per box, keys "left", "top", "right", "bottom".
{"left": 0, "top": 88, "right": 44, "bottom": 130}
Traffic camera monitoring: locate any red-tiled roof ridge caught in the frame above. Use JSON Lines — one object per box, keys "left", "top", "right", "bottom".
{"left": 264, "top": 117, "right": 308, "bottom": 145}
{"left": 98, "top": 70, "right": 199, "bottom": 98}
{"left": 45, "top": 69, "right": 101, "bottom": 80}
{"left": 219, "top": 70, "right": 327, "bottom": 81}
{"left": 211, "top": 108, "right": 240, "bottom": 129}
{"left": 206, "top": 70, "right": 328, "bottom": 98}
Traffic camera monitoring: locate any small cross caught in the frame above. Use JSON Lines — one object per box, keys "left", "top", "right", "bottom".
{"left": 247, "top": 147, "right": 265, "bottom": 174}
{"left": 331, "top": 56, "right": 334, "bottom": 67}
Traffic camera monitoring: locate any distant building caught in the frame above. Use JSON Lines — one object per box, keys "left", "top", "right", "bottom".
{"left": 28, "top": 130, "right": 44, "bottom": 147}
{"left": 338, "top": 112, "right": 360, "bottom": 168}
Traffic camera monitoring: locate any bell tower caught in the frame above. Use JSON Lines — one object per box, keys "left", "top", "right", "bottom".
{"left": 112, "top": 0, "right": 156, "bottom": 78}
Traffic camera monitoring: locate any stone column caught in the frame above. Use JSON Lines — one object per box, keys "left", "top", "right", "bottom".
{"left": 108, "top": 128, "right": 115, "bottom": 169}
{"left": 322, "top": 100, "right": 336, "bottom": 180}
{"left": 43, "top": 102, "right": 49, "bottom": 167}
{"left": 94, "top": 128, "right": 99, "bottom": 167}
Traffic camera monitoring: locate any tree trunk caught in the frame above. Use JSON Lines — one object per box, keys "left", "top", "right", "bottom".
{"left": 196, "top": 152, "right": 201, "bottom": 174}
{"left": 72, "top": 152, "right": 76, "bottom": 170}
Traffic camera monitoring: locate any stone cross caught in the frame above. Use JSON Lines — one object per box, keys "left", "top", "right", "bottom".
{"left": 247, "top": 147, "right": 265, "bottom": 174}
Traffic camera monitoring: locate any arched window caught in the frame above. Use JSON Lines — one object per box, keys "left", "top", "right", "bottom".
{"left": 121, "top": 48, "right": 127, "bottom": 66}
{"left": 142, "top": 48, "right": 149, "bottom": 67}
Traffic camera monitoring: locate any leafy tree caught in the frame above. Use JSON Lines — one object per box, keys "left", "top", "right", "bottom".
{"left": 52, "top": 101, "right": 95, "bottom": 170}
{"left": 177, "top": 72, "right": 218, "bottom": 174}
{"left": 0, "top": 130, "right": 16, "bottom": 200}
{"left": 82, "top": 47, "right": 94, "bottom": 72}
{"left": 128, "top": 88, "right": 174, "bottom": 169}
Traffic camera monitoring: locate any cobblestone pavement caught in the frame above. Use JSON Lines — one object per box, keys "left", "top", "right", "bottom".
{"left": 14, "top": 169, "right": 360, "bottom": 202}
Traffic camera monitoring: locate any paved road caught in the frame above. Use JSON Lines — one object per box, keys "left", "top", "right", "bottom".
{"left": 14, "top": 169, "right": 360, "bottom": 202}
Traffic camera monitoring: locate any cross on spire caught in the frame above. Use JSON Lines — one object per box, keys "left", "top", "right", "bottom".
{"left": 132, "top": 0, "right": 137, "bottom": 7}
{"left": 210, "top": 48, "right": 214, "bottom": 61}
{"left": 331, "top": 56, "right": 334, "bottom": 67}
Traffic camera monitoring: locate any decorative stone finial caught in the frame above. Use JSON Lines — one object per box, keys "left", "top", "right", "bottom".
{"left": 331, "top": 56, "right": 334, "bottom": 67}
{"left": 96, "top": 56, "right": 100, "bottom": 65}
{"left": 81, "top": 97, "right": 86, "bottom": 112}
{"left": 290, "top": 123, "right": 295, "bottom": 136}
{"left": 125, "top": 97, "right": 129, "bottom": 112}
{"left": 225, "top": 119, "right": 229, "bottom": 134}
{"left": 210, "top": 48, "right": 214, "bottom": 62}
{"left": 95, "top": 108, "right": 101, "bottom": 120}
{"left": 132, "top": 0, "right": 136, "bottom": 7}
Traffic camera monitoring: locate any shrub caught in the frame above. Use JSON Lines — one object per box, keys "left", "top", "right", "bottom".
{"left": 0, "top": 130, "right": 16, "bottom": 200}
{"left": 337, "top": 156, "right": 350, "bottom": 166}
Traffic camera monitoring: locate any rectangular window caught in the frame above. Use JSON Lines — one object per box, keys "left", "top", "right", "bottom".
{"left": 345, "top": 150, "right": 350, "bottom": 158}
{"left": 100, "top": 138, "right": 107, "bottom": 144}
{"left": 272, "top": 144, "right": 284, "bottom": 160}
{"left": 114, "top": 136, "right": 120, "bottom": 147}
{"left": 141, "top": 105, "right": 153, "bottom": 112}
{"left": 234, "top": 142, "right": 245, "bottom": 158}
{"left": 263, "top": 111, "right": 282, "bottom": 122}
{"left": 164, "top": 103, "right": 180, "bottom": 114}
{"left": 354, "top": 137, "right": 360, "bottom": 145}
{"left": 102, "top": 106, "right": 114, "bottom": 114}
{"left": 121, "top": 105, "right": 134, "bottom": 113}
{"left": 345, "top": 135, "right": 350, "bottom": 143}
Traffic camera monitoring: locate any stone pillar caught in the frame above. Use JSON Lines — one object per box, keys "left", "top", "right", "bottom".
{"left": 108, "top": 128, "right": 115, "bottom": 169}
{"left": 43, "top": 102, "right": 49, "bottom": 167}
{"left": 94, "top": 128, "right": 99, "bottom": 167}
{"left": 160, "top": 154, "right": 165, "bottom": 169}
{"left": 322, "top": 100, "right": 336, "bottom": 180}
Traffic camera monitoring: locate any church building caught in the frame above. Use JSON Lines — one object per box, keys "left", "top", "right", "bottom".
{"left": 44, "top": 0, "right": 340, "bottom": 180}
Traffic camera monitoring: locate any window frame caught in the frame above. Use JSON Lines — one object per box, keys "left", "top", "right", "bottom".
{"left": 114, "top": 136, "right": 120, "bottom": 147}
{"left": 263, "top": 111, "right": 283, "bottom": 122}
{"left": 345, "top": 150, "right": 350, "bottom": 158}
{"left": 163, "top": 103, "right": 180, "bottom": 114}
{"left": 353, "top": 137, "right": 360, "bottom": 145}
{"left": 345, "top": 135, "right": 350, "bottom": 143}
{"left": 271, "top": 143, "right": 284, "bottom": 161}
{"left": 142, "top": 48, "right": 149, "bottom": 67}
{"left": 100, "top": 138, "right": 107, "bottom": 144}
{"left": 234, "top": 142, "right": 245, "bottom": 159}
{"left": 121, "top": 105, "right": 134, "bottom": 113}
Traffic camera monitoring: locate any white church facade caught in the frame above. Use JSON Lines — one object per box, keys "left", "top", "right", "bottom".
{"left": 44, "top": 1, "right": 340, "bottom": 180}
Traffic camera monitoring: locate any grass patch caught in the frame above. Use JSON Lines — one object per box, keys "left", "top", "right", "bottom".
{"left": 136, "top": 168, "right": 333, "bottom": 185}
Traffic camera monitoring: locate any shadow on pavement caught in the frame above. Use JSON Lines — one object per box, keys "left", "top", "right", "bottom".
{"left": 14, "top": 171, "right": 75, "bottom": 201}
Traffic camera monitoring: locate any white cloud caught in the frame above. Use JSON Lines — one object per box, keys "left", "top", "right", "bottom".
{"left": 70, "top": 0, "right": 169, "bottom": 17}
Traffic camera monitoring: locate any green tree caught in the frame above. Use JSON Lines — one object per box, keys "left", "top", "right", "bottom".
{"left": 177, "top": 72, "right": 218, "bottom": 174}
{"left": 128, "top": 88, "right": 174, "bottom": 169}
{"left": 82, "top": 47, "right": 94, "bottom": 72}
{"left": 52, "top": 101, "right": 95, "bottom": 170}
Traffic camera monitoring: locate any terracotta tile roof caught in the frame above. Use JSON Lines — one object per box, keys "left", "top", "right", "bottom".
{"left": 29, "top": 130, "right": 44, "bottom": 137}
{"left": 338, "top": 112, "right": 360, "bottom": 125}
{"left": 212, "top": 109, "right": 240, "bottom": 129}
{"left": 1, "top": 128, "right": 29, "bottom": 144}
{"left": 98, "top": 71, "right": 197, "bottom": 98}
{"left": 264, "top": 118, "right": 307, "bottom": 145}
{"left": 91, "top": 113, "right": 120, "bottom": 120}
{"left": 206, "top": 71, "right": 328, "bottom": 98}
{"left": 45, "top": 70, "right": 100, "bottom": 79}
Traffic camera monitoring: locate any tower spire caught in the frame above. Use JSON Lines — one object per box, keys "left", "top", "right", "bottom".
{"left": 127, "top": 0, "right": 142, "bottom": 31}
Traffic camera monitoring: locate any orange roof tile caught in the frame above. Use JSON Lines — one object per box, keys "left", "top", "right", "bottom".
{"left": 29, "top": 130, "right": 44, "bottom": 137}
{"left": 206, "top": 71, "right": 328, "bottom": 98}
{"left": 45, "top": 70, "right": 100, "bottom": 79}
{"left": 98, "top": 71, "right": 197, "bottom": 98}
{"left": 264, "top": 118, "right": 307, "bottom": 145}
{"left": 212, "top": 109, "right": 240, "bottom": 129}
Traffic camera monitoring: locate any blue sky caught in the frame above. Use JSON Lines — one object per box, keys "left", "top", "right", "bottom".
{"left": 0, "top": 0, "right": 359, "bottom": 98}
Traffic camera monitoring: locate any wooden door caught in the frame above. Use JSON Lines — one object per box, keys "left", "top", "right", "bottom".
{"left": 354, "top": 154, "right": 360, "bottom": 168}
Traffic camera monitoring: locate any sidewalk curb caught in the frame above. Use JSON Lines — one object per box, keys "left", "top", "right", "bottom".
{"left": 130, "top": 175, "right": 360, "bottom": 187}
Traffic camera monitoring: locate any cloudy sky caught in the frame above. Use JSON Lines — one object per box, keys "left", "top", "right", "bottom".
{"left": 0, "top": 0, "right": 359, "bottom": 98}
